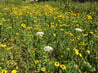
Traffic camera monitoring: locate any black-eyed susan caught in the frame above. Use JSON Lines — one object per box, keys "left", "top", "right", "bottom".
{"left": 60, "top": 65, "right": 66, "bottom": 70}
{"left": 11, "top": 70, "right": 17, "bottom": 73}
{"left": 79, "top": 51, "right": 82, "bottom": 57}
{"left": 35, "top": 60, "right": 39, "bottom": 64}
{"left": 0, "top": 44, "right": 7, "bottom": 47}
{"left": 1, "top": 70, "right": 7, "bottom": 73}
{"left": 54, "top": 62, "right": 60, "bottom": 67}
{"left": 41, "top": 67, "right": 46, "bottom": 72}
{"left": 74, "top": 48, "right": 79, "bottom": 55}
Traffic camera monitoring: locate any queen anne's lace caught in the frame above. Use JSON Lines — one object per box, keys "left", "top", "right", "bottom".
{"left": 36, "top": 32, "right": 44, "bottom": 36}
{"left": 75, "top": 28, "right": 83, "bottom": 32}
{"left": 44, "top": 46, "right": 53, "bottom": 52}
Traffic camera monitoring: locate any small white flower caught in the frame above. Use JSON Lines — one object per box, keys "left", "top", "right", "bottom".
{"left": 75, "top": 28, "right": 83, "bottom": 32}
{"left": 36, "top": 32, "right": 44, "bottom": 36}
{"left": 44, "top": 46, "right": 53, "bottom": 52}
{"left": 35, "top": 0, "right": 38, "bottom": 1}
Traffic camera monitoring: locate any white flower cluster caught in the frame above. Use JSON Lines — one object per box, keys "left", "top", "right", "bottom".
{"left": 44, "top": 46, "right": 53, "bottom": 52}
{"left": 75, "top": 28, "right": 83, "bottom": 32}
{"left": 36, "top": 32, "right": 44, "bottom": 36}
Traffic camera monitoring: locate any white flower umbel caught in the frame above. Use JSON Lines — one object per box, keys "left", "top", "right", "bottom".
{"left": 75, "top": 28, "right": 83, "bottom": 32}
{"left": 44, "top": 46, "right": 53, "bottom": 52}
{"left": 35, "top": 0, "right": 38, "bottom": 1}
{"left": 36, "top": 32, "right": 44, "bottom": 36}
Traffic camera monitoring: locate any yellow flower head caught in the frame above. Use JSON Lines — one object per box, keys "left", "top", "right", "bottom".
{"left": 6, "top": 47, "right": 12, "bottom": 50}
{"left": 54, "top": 62, "right": 60, "bottom": 67}
{"left": 90, "top": 31, "right": 94, "bottom": 34}
{"left": 35, "top": 60, "right": 39, "bottom": 64}
{"left": 60, "top": 65, "right": 66, "bottom": 70}
{"left": 16, "top": 33, "right": 19, "bottom": 35}
{"left": 10, "top": 39, "right": 14, "bottom": 41}
{"left": 11, "top": 70, "right": 17, "bottom": 73}
{"left": 8, "top": 26, "right": 12, "bottom": 29}
{"left": 60, "top": 28, "right": 64, "bottom": 31}
{"left": 74, "top": 48, "right": 79, "bottom": 55}
{"left": 49, "top": 61, "right": 52, "bottom": 64}
{"left": 21, "top": 23, "right": 26, "bottom": 28}
{"left": 1, "top": 70, "right": 7, "bottom": 73}
{"left": 79, "top": 53, "right": 82, "bottom": 57}
{"left": 41, "top": 67, "right": 46, "bottom": 72}
{"left": 87, "top": 15, "right": 92, "bottom": 19}
{"left": 0, "top": 22, "right": 2, "bottom": 25}
{"left": 1, "top": 44, "right": 7, "bottom": 47}
{"left": 86, "top": 50, "right": 90, "bottom": 54}
{"left": 53, "top": 33, "right": 56, "bottom": 37}
{"left": 31, "top": 51, "right": 35, "bottom": 53}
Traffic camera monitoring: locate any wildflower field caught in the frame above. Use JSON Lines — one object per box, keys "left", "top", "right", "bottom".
{"left": 0, "top": 1, "right": 98, "bottom": 73}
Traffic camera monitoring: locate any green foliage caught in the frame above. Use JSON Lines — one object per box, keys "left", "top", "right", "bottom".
{"left": 0, "top": 1, "right": 98, "bottom": 73}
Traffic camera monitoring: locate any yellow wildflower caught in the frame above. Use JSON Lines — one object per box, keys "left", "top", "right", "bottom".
{"left": 49, "top": 61, "right": 52, "bottom": 64}
{"left": 70, "top": 33, "right": 73, "bottom": 36}
{"left": 95, "top": 35, "right": 98, "bottom": 38}
{"left": 41, "top": 67, "right": 46, "bottom": 72}
{"left": 16, "top": 33, "right": 19, "bottom": 35}
{"left": 10, "top": 39, "right": 14, "bottom": 41}
{"left": 81, "top": 41, "right": 85, "bottom": 45}
{"left": 77, "top": 36, "right": 81, "bottom": 40}
{"left": 50, "top": 25, "right": 55, "bottom": 28}
{"left": 2, "top": 18, "right": 6, "bottom": 22}
{"left": 86, "top": 50, "right": 90, "bottom": 54}
{"left": 74, "top": 48, "right": 79, "bottom": 55}
{"left": 6, "top": 47, "right": 12, "bottom": 50}
{"left": 82, "top": 34, "right": 88, "bottom": 36}
{"left": 1, "top": 44, "right": 6, "bottom": 47}
{"left": 54, "top": 62, "right": 60, "bottom": 67}
{"left": 87, "top": 15, "right": 92, "bottom": 19}
{"left": 21, "top": 23, "right": 26, "bottom": 28}
{"left": 81, "top": 47, "right": 84, "bottom": 50}
{"left": 60, "top": 65, "right": 66, "bottom": 70}
{"left": 1, "top": 70, "right": 7, "bottom": 73}
{"left": 70, "top": 39, "right": 74, "bottom": 41}
{"left": 11, "top": 70, "right": 17, "bottom": 73}
{"left": 35, "top": 60, "right": 39, "bottom": 64}
{"left": 79, "top": 53, "right": 82, "bottom": 57}
{"left": 0, "top": 22, "right": 1, "bottom": 25}
{"left": 90, "top": 31, "right": 94, "bottom": 34}
{"left": 74, "top": 64, "right": 78, "bottom": 69}
{"left": 53, "top": 33, "right": 56, "bottom": 37}
{"left": 31, "top": 51, "right": 35, "bottom": 53}
{"left": 60, "top": 28, "right": 64, "bottom": 31}
{"left": 65, "top": 32, "right": 70, "bottom": 34}
{"left": 8, "top": 26, "right": 12, "bottom": 29}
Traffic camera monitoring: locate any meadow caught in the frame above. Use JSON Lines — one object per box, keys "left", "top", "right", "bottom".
{"left": 0, "top": 0, "right": 98, "bottom": 73}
